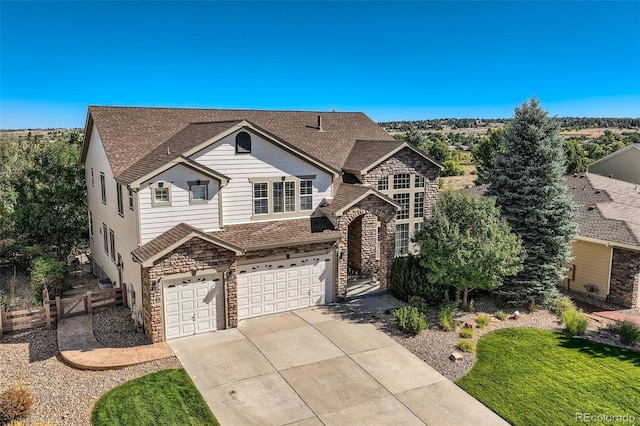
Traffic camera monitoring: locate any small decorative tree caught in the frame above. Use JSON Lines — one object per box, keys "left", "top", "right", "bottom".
{"left": 415, "top": 190, "right": 524, "bottom": 309}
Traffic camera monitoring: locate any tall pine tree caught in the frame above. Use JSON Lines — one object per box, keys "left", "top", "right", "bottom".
{"left": 488, "top": 99, "right": 577, "bottom": 304}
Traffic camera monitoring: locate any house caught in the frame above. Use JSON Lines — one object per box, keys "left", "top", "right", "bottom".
{"left": 588, "top": 143, "right": 640, "bottom": 185}
{"left": 462, "top": 173, "right": 640, "bottom": 309}
{"left": 564, "top": 173, "right": 640, "bottom": 308}
{"left": 81, "top": 106, "right": 443, "bottom": 342}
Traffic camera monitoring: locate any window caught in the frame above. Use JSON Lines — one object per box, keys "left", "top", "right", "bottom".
{"left": 414, "top": 192, "right": 424, "bottom": 218}
{"left": 109, "top": 229, "right": 116, "bottom": 262}
{"left": 253, "top": 182, "right": 268, "bottom": 215}
{"left": 415, "top": 174, "right": 425, "bottom": 188}
{"left": 300, "top": 180, "right": 313, "bottom": 211}
{"left": 102, "top": 223, "right": 108, "bottom": 254}
{"left": 154, "top": 188, "right": 169, "bottom": 203}
{"left": 395, "top": 223, "right": 409, "bottom": 256}
{"left": 394, "top": 193, "right": 410, "bottom": 220}
{"left": 273, "top": 181, "right": 296, "bottom": 213}
{"left": 377, "top": 176, "right": 388, "bottom": 191}
{"left": 393, "top": 173, "right": 410, "bottom": 189}
{"left": 376, "top": 223, "right": 382, "bottom": 260}
{"left": 116, "top": 183, "right": 124, "bottom": 216}
{"left": 128, "top": 190, "right": 134, "bottom": 210}
{"left": 88, "top": 211, "right": 94, "bottom": 240}
{"left": 187, "top": 180, "right": 209, "bottom": 203}
{"left": 91, "top": 168, "right": 94, "bottom": 187}
{"left": 236, "top": 131, "right": 251, "bottom": 153}
{"left": 414, "top": 222, "right": 423, "bottom": 233}
{"left": 100, "top": 172, "right": 106, "bottom": 204}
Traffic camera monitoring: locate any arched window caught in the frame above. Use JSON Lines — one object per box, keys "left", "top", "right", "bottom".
{"left": 236, "top": 131, "right": 251, "bottom": 153}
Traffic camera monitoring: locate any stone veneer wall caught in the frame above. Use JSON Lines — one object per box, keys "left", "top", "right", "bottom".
{"left": 337, "top": 195, "right": 397, "bottom": 300}
{"left": 363, "top": 147, "right": 440, "bottom": 218}
{"left": 142, "top": 237, "right": 236, "bottom": 343}
{"left": 608, "top": 248, "right": 640, "bottom": 308}
{"left": 347, "top": 215, "right": 363, "bottom": 273}
{"left": 346, "top": 214, "right": 378, "bottom": 276}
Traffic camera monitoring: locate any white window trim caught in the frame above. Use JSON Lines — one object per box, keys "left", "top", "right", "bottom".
{"left": 395, "top": 223, "right": 409, "bottom": 257}
{"left": 109, "top": 229, "right": 116, "bottom": 263}
{"left": 150, "top": 181, "right": 172, "bottom": 207}
{"left": 273, "top": 181, "right": 296, "bottom": 214}
{"left": 88, "top": 211, "right": 94, "bottom": 240}
{"left": 116, "top": 182, "right": 124, "bottom": 216}
{"left": 253, "top": 182, "right": 269, "bottom": 215}
{"left": 128, "top": 189, "right": 134, "bottom": 210}
{"left": 91, "top": 168, "right": 94, "bottom": 187}
{"left": 102, "top": 223, "right": 108, "bottom": 254}
{"left": 187, "top": 180, "right": 210, "bottom": 204}
{"left": 100, "top": 172, "right": 106, "bottom": 204}
{"left": 299, "top": 179, "right": 313, "bottom": 211}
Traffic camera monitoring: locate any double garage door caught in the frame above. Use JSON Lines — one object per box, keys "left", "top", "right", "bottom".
{"left": 164, "top": 274, "right": 224, "bottom": 340}
{"left": 238, "top": 254, "right": 334, "bottom": 320}
{"left": 163, "top": 253, "right": 334, "bottom": 339}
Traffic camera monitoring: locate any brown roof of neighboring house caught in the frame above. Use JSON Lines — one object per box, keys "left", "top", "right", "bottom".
{"left": 84, "top": 106, "right": 394, "bottom": 183}
{"left": 460, "top": 175, "right": 640, "bottom": 248}
{"left": 209, "top": 217, "right": 341, "bottom": 250}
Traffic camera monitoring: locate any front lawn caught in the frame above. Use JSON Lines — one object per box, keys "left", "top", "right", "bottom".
{"left": 91, "top": 368, "right": 219, "bottom": 426}
{"left": 457, "top": 328, "right": 640, "bottom": 426}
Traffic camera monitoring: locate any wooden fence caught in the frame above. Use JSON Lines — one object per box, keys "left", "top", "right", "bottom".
{"left": 0, "top": 283, "right": 127, "bottom": 337}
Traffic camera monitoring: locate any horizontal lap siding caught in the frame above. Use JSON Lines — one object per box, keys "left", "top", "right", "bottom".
{"left": 140, "top": 166, "right": 220, "bottom": 244}
{"left": 191, "top": 131, "right": 332, "bottom": 225}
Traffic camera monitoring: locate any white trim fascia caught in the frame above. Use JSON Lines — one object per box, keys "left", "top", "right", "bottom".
{"left": 575, "top": 235, "right": 640, "bottom": 252}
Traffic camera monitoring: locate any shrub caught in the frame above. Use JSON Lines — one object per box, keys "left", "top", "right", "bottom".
{"left": 0, "top": 385, "right": 33, "bottom": 424}
{"left": 439, "top": 303, "right": 458, "bottom": 331}
{"left": 550, "top": 295, "right": 576, "bottom": 316}
{"left": 528, "top": 299, "right": 538, "bottom": 313}
{"left": 463, "top": 298, "right": 475, "bottom": 313}
{"left": 475, "top": 314, "right": 491, "bottom": 329}
{"left": 562, "top": 307, "right": 589, "bottom": 336}
{"left": 494, "top": 310, "right": 508, "bottom": 321}
{"left": 384, "top": 309, "right": 391, "bottom": 316}
{"left": 390, "top": 255, "right": 452, "bottom": 306}
{"left": 30, "top": 255, "right": 68, "bottom": 303}
{"left": 394, "top": 306, "right": 427, "bottom": 335}
{"left": 457, "top": 340, "right": 475, "bottom": 353}
{"left": 408, "top": 295, "right": 430, "bottom": 314}
{"left": 442, "top": 160, "right": 465, "bottom": 177}
{"left": 616, "top": 321, "right": 640, "bottom": 346}
{"left": 459, "top": 328, "right": 474, "bottom": 339}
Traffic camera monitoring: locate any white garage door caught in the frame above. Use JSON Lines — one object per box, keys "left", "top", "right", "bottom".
{"left": 237, "top": 254, "right": 333, "bottom": 320}
{"left": 164, "top": 274, "right": 224, "bottom": 340}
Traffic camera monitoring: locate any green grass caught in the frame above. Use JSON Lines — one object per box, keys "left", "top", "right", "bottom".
{"left": 92, "top": 369, "right": 219, "bottom": 426}
{"left": 457, "top": 328, "right": 640, "bottom": 426}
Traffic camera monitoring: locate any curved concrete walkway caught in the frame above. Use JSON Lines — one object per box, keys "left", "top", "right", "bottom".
{"left": 57, "top": 315, "right": 174, "bottom": 370}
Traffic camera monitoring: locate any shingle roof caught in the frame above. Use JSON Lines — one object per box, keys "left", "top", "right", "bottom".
{"left": 460, "top": 176, "right": 640, "bottom": 248}
{"left": 131, "top": 223, "right": 243, "bottom": 264}
{"left": 566, "top": 174, "right": 639, "bottom": 247}
{"left": 343, "top": 140, "right": 404, "bottom": 172}
{"left": 209, "top": 217, "right": 341, "bottom": 250}
{"left": 119, "top": 121, "right": 240, "bottom": 183}
{"left": 321, "top": 183, "right": 400, "bottom": 216}
{"left": 85, "top": 106, "right": 394, "bottom": 183}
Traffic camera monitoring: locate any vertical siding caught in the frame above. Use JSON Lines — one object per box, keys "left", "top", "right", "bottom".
{"left": 569, "top": 239, "right": 612, "bottom": 299}
{"left": 190, "top": 130, "right": 333, "bottom": 225}
{"left": 139, "top": 165, "right": 220, "bottom": 244}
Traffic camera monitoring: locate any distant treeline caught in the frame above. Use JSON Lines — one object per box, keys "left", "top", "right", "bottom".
{"left": 379, "top": 117, "right": 640, "bottom": 132}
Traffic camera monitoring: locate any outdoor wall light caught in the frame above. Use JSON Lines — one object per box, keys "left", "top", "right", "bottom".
{"left": 225, "top": 268, "right": 234, "bottom": 280}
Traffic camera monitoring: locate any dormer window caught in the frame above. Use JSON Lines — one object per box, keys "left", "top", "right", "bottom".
{"left": 188, "top": 180, "right": 210, "bottom": 204}
{"left": 150, "top": 181, "right": 172, "bottom": 207}
{"left": 236, "top": 131, "right": 252, "bottom": 153}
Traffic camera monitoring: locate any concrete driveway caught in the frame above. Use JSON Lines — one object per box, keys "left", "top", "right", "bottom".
{"left": 168, "top": 304, "right": 507, "bottom": 425}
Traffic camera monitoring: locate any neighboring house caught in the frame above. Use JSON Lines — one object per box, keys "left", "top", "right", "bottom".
{"left": 81, "top": 106, "right": 443, "bottom": 342}
{"left": 588, "top": 143, "right": 640, "bottom": 185}
{"left": 462, "top": 173, "right": 640, "bottom": 309}
{"left": 565, "top": 173, "right": 640, "bottom": 308}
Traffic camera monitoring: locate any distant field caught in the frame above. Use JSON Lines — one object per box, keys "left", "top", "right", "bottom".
{"left": 441, "top": 164, "right": 477, "bottom": 190}
{"left": 388, "top": 126, "right": 636, "bottom": 139}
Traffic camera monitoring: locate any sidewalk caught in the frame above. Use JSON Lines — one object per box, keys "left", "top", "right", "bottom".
{"left": 57, "top": 314, "right": 174, "bottom": 370}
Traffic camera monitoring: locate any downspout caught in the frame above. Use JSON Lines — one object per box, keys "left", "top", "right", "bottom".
{"left": 606, "top": 243, "right": 613, "bottom": 303}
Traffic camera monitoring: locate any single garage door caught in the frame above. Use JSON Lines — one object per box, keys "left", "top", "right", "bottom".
{"left": 164, "top": 274, "right": 224, "bottom": 340}
{"left": 237, "top": 254, "right": 333, "bottom": 320}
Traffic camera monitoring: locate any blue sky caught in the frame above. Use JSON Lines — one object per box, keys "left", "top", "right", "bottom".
{"left": 1, "top": 1, "right": 639, "bottom": 129}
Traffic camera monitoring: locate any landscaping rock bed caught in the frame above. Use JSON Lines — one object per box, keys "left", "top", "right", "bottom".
{"left": 373, "top": 294, "right": 634, "bottom": 382}
{"left": 0, "top": 307, "right": 180, "bottom": 426}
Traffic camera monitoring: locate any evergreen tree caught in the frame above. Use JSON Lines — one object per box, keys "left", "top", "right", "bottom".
{"left": 487, "top": 99, "right": 577, "bottom": 305}
{"left": 472, "top": 128, "right": 504, "bottom": 184}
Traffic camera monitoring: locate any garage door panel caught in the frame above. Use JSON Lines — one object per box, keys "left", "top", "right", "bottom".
{"left": 238, "top": 255, "right": 333, "bottom": 320}
{"left": 163, "top": 274, "right": 224, "bottom": 340}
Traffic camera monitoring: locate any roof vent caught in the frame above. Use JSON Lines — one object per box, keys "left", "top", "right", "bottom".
{"left": 595, "top": 190, "right": 601, "bottom": 194}
{"left": 608, "top": 174, "right": 613, "bottom": 178}
{"left": 587, "top": 205, "right": 596, "bottom": 211}
{"left": 317, "top": 115, "right": 324, "bottom": 132}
